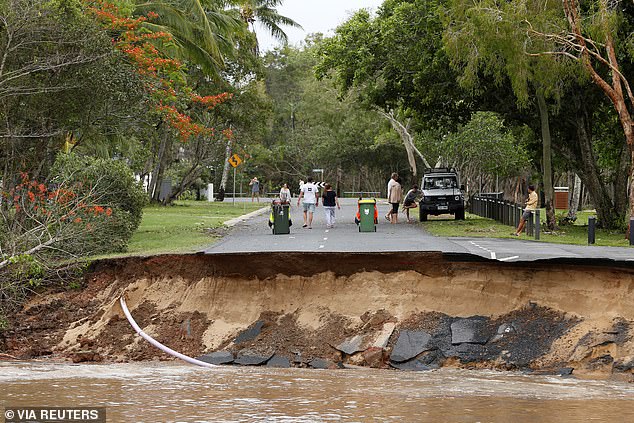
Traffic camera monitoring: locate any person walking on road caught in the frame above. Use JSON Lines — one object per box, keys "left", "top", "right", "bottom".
{"left": 388, "top": 175, "right": 403, "bottom": 224}
{"left": 402, "top": 184, "right": 421, "bottom": 223}
{"left": 297, "top": 177, "right": 319, "bottom": 229}
{"left": 249, "top": 177, "right": 260, "bottom": 202}
{"left": 279, "top": 183, "right": 291, "bottom": 203}
{"left": 385, "top": 173, "right": 400, "bottom": 222}
{"left": 513, "top": 185, "right": 538, "bottom": 236}
{"left": 322, "top": 184, "right": 340, "bottom": 228}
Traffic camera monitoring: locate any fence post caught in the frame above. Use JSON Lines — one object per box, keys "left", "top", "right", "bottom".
{"left": 588, "top": 216, "right": 596, "bottom": 245}
{"left": 630, "top": 217, "right": 634, "bottom": 246}
{"left": 534, "top": 210, "right": 540, "bottom": 240}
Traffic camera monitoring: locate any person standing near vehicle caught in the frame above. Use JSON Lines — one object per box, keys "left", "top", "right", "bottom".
{"left": 297, "top": 177, "right": 319, "bottom": 229}
{"left": 385, "top": 173, "right": 399, "bottom": 221}
{"left": 513, "top": 185, "right": 538, "bottom": 236}
{"left": 279, "top": 183, "right": 291, "bottom": 203}
{"left": 249, "top": 177, "right": 260, "bottom": 202}
{"left": 322, "top": 184, "right": 340, "bottom": 228}
{"left": 388, "top": 176, "right": 403, "bottom": 224}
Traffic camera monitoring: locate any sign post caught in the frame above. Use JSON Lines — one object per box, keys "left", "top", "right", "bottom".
{"left": 312, "top": 168, "right": 324, "bottom": 182}
{"left": 228, "top": 154, "right": 243, "bottom": 205}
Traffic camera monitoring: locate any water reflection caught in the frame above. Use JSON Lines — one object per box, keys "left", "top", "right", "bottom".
{"left": 1, "top": 363, "right": 633, "bottom": 422}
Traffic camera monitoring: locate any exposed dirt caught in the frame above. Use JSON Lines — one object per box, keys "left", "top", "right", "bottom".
{"left": 1, "top": 252, "right": 633, "bottom": 377}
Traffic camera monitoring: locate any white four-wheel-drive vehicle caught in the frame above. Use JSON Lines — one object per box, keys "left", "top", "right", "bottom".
{"left": 419, "top": 168, "right": 465, "bottom": 221}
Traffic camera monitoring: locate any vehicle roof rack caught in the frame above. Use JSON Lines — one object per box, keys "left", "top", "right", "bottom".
{"left": 423, "top": 167, "right": 456, "bottom": 174}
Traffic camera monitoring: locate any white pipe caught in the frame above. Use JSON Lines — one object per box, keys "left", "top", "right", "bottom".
{"left": 119, "top": 296, "right": 216, "bottom": 368}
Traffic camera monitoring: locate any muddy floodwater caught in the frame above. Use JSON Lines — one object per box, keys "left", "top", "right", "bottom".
{"left": 1, "top": 363, "right": 633, "bottom": 422}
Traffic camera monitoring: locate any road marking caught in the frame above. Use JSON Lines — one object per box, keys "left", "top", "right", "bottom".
{"left": 325, "top": 230, "right": 329, "bottom": 233}
{"left": 319, "top": 245, "right": 325, "bottom": 249}
{"left": 490, "top": 252, "right": 496, "bottom": 260}
{"left": 498, "top": 256, "right": 519, "bottom": 262}
{"left": 289, "top": 236, "right": 295, "bottom": 239}
{"left": 323, "top": 237, "right": 328, "bottom": 241}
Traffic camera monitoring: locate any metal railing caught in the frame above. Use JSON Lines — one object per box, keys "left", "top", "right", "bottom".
{"left": 470, "top": 195, "right": 540, "bottom": 240}
{"left": 342, "top": 191, "right": 382, "bottom": 198}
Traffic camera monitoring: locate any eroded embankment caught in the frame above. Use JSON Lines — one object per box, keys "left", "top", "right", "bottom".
{"left": 2, "top": 252, "right": 634, "bottom": 377}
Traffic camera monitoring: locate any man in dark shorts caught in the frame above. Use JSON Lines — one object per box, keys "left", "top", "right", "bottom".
{"left": 513, "top": 185, "right": 538, "bottom": 236}
{"left": 387, "top": 174, "right": 402, "bottom": 224}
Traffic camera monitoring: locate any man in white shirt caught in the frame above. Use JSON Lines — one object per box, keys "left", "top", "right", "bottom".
{"left": 385, "top": 172, "right": 399, "bottom": 221}
{"left": 297, "top": 177, "right": 319, "bottom": 229}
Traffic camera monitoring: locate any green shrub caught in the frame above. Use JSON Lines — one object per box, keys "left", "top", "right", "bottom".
{"left": 50, "top": 153, "right": 147, "bottom": 254}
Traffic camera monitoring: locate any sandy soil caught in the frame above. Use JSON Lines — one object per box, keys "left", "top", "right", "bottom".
{"left": 1, "top": 252, "right": 633, "bottom": 376}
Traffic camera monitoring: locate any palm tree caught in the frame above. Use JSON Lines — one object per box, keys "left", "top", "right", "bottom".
{"left": 134, "top": 0, "right": 245, "bottom": 76}
{"left": 227, "top": 0, "right": 302, "bottom": 50}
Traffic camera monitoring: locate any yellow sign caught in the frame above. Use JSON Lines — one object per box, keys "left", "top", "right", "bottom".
{"left": 228, "top": 153, "right": 242, "bottom": 168}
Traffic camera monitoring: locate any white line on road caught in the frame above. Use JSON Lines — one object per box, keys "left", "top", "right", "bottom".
{"left": 490, "top": 252, "right": 496, "bottom": 260}
{"left": 498, "top": 256, "right": 519, "bottom": 262}
{"left": 319, "top": 245, "right": 325, "bottom": 249}
{"left": 323, "top": 237, "right": 328, "bottom": 241}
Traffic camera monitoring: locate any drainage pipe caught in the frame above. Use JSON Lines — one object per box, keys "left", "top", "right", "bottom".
{"left": 119, "top": 296, "right": 216, "bottom": 368}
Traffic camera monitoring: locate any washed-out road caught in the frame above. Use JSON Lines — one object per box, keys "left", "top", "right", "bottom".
{"left": 204, "top": 198, "right": 634, "bottom": 264}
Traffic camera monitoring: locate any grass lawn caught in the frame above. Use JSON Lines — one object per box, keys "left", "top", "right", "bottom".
{"left": 123, "top": 200, "right": 265, "bottom": 256}
{"left": 414, "top": 207, "right": 631, "bottom": 247}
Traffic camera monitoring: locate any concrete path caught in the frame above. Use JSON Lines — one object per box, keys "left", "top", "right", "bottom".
{"left": 204, "top": 198, "right": 634, "bottom": 263}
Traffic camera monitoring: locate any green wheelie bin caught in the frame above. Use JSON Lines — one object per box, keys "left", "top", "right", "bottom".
{"left": 357, "top": 199, "right": 377, "bottom": 232}
{"left": 271, "top": 202, "right": 290, "bottom": 234}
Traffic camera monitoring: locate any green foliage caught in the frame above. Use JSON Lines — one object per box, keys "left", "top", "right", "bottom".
{"left": 443, "top": 112, "right": 530, "bottom": 177}
{"left": 261, "top": 42, "right": 406, "bottom": 191}
{"left": 50, "top": 153, "right": 148, "bottom": 253}
{"left": 316, "top": 0, "right": 472, "bottom": 130}
{"left": 8, "top": 255, "right": 45, "bottom": 288}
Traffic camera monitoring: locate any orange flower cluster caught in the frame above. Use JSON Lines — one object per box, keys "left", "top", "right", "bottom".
{"left": 4, "top": 173, "right": 113, "bottom": 226}
{"left": 191, "top": 92, "right": 233, "bottom": 109}
{"left": 222, "top": 128, "right": 234, "bottom": 140}
{"left": 83, "top": 0, "right": 232, "bottom": 142}
{"left": 156, "top": 104, "right": 214, "bottom": 141}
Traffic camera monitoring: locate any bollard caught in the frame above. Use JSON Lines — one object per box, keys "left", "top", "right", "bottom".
{"left": 527, "top": 211, "right": 533, "bottom": 236}
{"left": 588, "top": 216, "right": 596, "bottom": 245}
{"left": 630, "top": 217, "right": 634, "bottom": 246}
{"left": 534, "top": 209, "right": 540, "bottom": 240}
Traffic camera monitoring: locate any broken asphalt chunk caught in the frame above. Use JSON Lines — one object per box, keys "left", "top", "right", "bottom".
{"left": 390, "top": 330, "right": 432, "bottom": 363}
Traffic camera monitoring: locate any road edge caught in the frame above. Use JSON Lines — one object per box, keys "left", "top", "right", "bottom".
{"left": 223, "top": 206, "right": 269, "bottom": 227}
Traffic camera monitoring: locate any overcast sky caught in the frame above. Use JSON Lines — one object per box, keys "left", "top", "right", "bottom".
{"left": 257, "top": 0, "right": 384, "bottom": 52}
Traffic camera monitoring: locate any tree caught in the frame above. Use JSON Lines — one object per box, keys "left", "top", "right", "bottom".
{"left": 526, "top": 0, "right": 634, "bottom": 220}
{"left": 442, "top": 0, "right": 582, "bottom": 229}
{"left": 134, "top": 0, "right": 245, "bottom": 76}
{"left": 0, "top": 0, "right": 147, "bottom": 192}
{"left": 228, "top": 0, "right": 302, "bottom": 49}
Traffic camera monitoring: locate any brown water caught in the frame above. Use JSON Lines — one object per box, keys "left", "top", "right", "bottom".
{"left": 1, "top": 362, "right": 633, "bottom": 422}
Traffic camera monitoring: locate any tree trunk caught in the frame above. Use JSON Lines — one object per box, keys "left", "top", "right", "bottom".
{"left": 217, "top": 137, "right": 232, "bottom": 202}
{"left": 148, "top": 132, "right": 168, "bottom": 201}
{"left": 535, "top": 88, "right": 556, "bottom": 230}
{"left": 567, "top": 173, "right": 581, "bottom": 220}
{"left": 377, "top": 109, "right": 431, "bottom": 178}
{"left": 575, "top": 108, "right": 621, "bottom": 228}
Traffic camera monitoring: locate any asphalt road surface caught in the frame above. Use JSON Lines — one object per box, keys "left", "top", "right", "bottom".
{"left": 204, "top": 198, "right": 634, "bottom": 264}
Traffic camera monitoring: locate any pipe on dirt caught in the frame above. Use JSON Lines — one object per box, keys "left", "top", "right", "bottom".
{"left": 119, "top": 296, "right": 216, "bottom": 368}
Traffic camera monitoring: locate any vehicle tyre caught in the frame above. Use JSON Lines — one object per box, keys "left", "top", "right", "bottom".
{"left": 420, "top": 212, "right": 428, "bottom": 222}
{"left": 455, "top": 208, "right": 465, "bottom": 220}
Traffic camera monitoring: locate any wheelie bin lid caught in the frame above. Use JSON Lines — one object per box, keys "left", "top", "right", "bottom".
{"left": 358, "top": 199, "right": 376, "bottom": 204}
